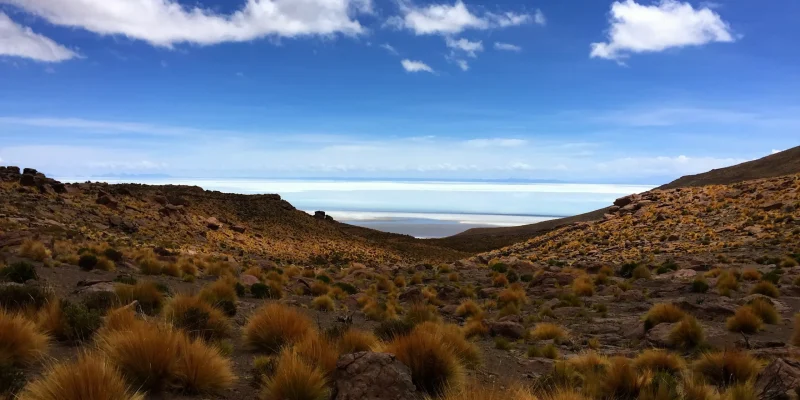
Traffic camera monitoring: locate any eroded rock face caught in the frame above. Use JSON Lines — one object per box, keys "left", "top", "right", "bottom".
{"left": 756, "top": 358, "right": 800, "bottom": 399}
{"left": 333, "top": 352, "right": 417, "bottom": 400}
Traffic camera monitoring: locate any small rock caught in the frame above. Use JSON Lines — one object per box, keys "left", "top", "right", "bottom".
{"left": 489, "top": 321, "right": 524, "bottom": 339}
{"left": 206, "top": 217, "right": 221, "bottom": 230}
{"left": 231, "top": 225, "right": 246, "bottom": 233}
{"left": 239, "top": 274, "right": 260, "bottom": 287}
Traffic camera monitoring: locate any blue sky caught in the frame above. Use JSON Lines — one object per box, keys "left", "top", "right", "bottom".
{"left": 0, "top": 0, "right": 798, "bottom": 184}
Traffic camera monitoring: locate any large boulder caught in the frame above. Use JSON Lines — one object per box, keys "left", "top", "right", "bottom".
{"left": 755, "top": 358, "right": 800, "bottom": 399}
{"left": 333, "top": 352, "right": 417, "bottom": 400}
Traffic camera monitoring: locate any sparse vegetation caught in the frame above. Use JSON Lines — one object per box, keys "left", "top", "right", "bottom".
{"left": 244, "top": 304, "right": 313, "bottom": 354}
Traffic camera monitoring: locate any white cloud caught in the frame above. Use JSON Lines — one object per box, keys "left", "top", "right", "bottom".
{"left": 533, "top": 9, "right": 546, "bottom": 26}
{"left": 401, "top": 59, "right": 434, "bottom": 73}
{"left": 2, "top": 0, "right": 372, "bottom": 47}
{"left": 391, "top": 1, "right": 531, "bottom": 35}
{"left": 445, "top": 37, "right": 483, "bottom": 57}
{"left": 464, "top": 138, "right": 527, "bottom": 148}
{"left": 494, "top": 42, "right": 521, "bottom": 52}
{"left": 596, "top": 154, "right": 745, "bottom": 176}
{"left": 591, "top": 0, "right": 734, "bottom": 61}
{"left": 771, "top": 149, "right": 783, "bottom": 154}
{"left": 380, "top": 43, "right": 399, "bottom": 55}
{"left": 0, "top": 12, "right": 78, "bottom": 62}
{"left": 454, "top": 59, "right": 469, "bottom": 71}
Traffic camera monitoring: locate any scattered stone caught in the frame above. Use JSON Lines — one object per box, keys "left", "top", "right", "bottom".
{"left": 333, "top": 352, "right": 417, "bottom": 400}
{"left": 231, "top": 225, "right": 246, "bottom": 233}
{"left": 206, "top": 217, "right": 221, "bottom": 230}
{"left": 489, "top": 321, "right": 524, "bottom": 339}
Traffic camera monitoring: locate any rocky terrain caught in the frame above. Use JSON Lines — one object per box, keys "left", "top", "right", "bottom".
{"left": 1, "top": 162, "right": 799, "bottom": 400}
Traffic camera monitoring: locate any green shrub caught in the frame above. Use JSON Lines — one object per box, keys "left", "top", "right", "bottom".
{"left": 0, "top": 284, "right": 49, "bottom": 311}
{"left": 334, "top": 282, "right": 357, "bottom": 295}
{"left": 103, "top": 248, "right": 124, "bottom": 262}
{"left": 234, "top": 282, "right": 245, "bottom": 297}
{"left": 521, "top": 274, "right": 534, "bottom": 283}
{"left": 61, "top": 301, "right": 103, "bottom": 342}
{"left": 691, "top": 278, "right": 710, "bottom": 293}
{"left": 619, "top": 263, "right": 638, "bottom": 278}
{"left": 0, "top": 262, "right": 38, "bottom": 283}
{"left": 507, "top": 270, "right": 519, "bottom": 283}
{"left": 490, "top": 263, "right": 508, "bottom": 273}
{"left": 762, "top": 268, "right": 783, "bottom": 284}
{"left": 251, "top": 283, "right": 270, "bottom": 299}
{"left": 78, "top": 254, "right": 98, "bottom": 271}
{"left": 374, "top": 318, "right": 414, "bottom": 340}
{"left": 80, "top": 291, "right": 118, "bottom": 312}
{"left": 494, "top": 337, "right": 511, "bottom": 350}
{"left": 316, "top": 274, "right": 332, "bottom": 284}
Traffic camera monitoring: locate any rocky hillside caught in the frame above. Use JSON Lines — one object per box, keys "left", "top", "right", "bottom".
{"left": 433, "top": 146, "right": 800, "bottom": 253}
{"left": 0, "top": 166, "right": 468, "bottom": 265}
{"left": 657, "top": 145, "right": 800, "bottom": 190}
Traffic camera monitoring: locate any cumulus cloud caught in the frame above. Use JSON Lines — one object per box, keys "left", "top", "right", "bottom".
{"left": 1, "top": 0, "right": 372, "bottom": 47}
{"left": 464, "top": 138, "right": 527, "bottom": 148}
{"left": 0, "top": 12, "right": 78, "bottom": 62}
{"left": 533, "top": 9, "right": 546, "bottom": 26}
{"left": 445, "top": 37, "right": 483, "bottom": 57}
{"left": 494, "top": 42, "right": 521, "bottom": 52}
{"left": 590, "top": 0, "right": 734, "bottom": 61}
{"left": 401, "top": 59, "right": 434, "bottom": 73}
{"left": 389, "top": 1, "right": 532, "bottom": 35}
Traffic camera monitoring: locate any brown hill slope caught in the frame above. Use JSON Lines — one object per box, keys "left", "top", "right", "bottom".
{"left": 432, "top": 146, "right": 800, "bottom": 253}
{"left": 0, "top": 166, "right": 468, "bottom": 264}
{"left": 657, "top": 145, "right": 800, "bottom": 190}
{"left": 476, "top": 173, "right": 799, "bottom": 267}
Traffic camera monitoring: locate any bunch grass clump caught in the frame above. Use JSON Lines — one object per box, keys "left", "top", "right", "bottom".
{"left": 530, "top": 323, "right": 568, "bottom": 342}
{"left": 726, "top": 306, "right": 763, "bottom": 334}
{"left": 163, "top": 294, "right": 231, "bottom": 341}
{"left": 384, "top": 327, "right": 464, "bottom": 396}
{"left": 244, "top": 304, "right": 313, "bottom": 354}
{"left": 643, "top": 303, "right": 685, "bottom": 331}
{"left": 0, "top": 309, "right": 49, "bottom": 366}
{"left": 750, "top": 281, "right": 780, "bottom": 298}
{"left": 692, "top": 350, "right": 761, "bottom": 387}
{"left": 337, "top": 328, "right": 379, "bottom": 354}
{"left": 260, "top": 350, "right": 329, "bottom": 400}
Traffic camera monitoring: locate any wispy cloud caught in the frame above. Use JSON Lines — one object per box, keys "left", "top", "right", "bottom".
{"left": 401, "top": 59, "right": 434, "bottom": 73}
{"left": 463, "top": 138, "right": 527, "bottom": 147}
{"left": 445, "top": 37, "right": 483, "bottom": 57}
{"left": 591, "top": 0, "right": 734, "bottom": 62}
{"left": 0, "top": 12, "right": 78, "bottom": 62}
{"left": 494, "top": 42, "right": 522, "bottom": 52}
{"left": 380, "top": 43, "right": 399, "bottom": 55}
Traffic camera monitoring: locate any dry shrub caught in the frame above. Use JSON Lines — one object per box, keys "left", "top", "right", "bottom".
{"left": 174, "top": 335, "right": 235, "bottom": 394}
{"left": 541, "top": 389, "right": 591, "bottom": 400}
{"left": 530, "top": 323, "right": 568, "bottom": 341}
{"left": 572, "top": 276, "right": 594, "bottom": 297}
{"left": 747, "top": 298, "right": 778, "bottom": 324}
{"left": 310, "top": 281, "right": 329, "bottom": 296}
{"left": 161, "top": 263, "right": 181, "bottom": 277}
{"left": 294, "top": 333, "right": 339, "bottom": 374}
{"left": 394, "top": 275, "right": 407, "bottom": 288}
{"left": 599, "top": 357, "right": 648, "bottom": 399}
{"left": 96, "top": 257, "right": 116, "bottom": 272}
{"left": 440, "top": 384, "right": 543, "bottom": 400}
{"left": 206, "top": 260, "right": 235, "bottom": 278}
{"left": 404, "top": 302, "right": 440, "bottom": 325}
{"left": 0, "top": 309, "right": 48, "bottom": 365}
{"left": 384, "top": 328, "right": 464, "bottom": 396}
{"left": 260, "top": 349, "right": 329, "bottom": 400}
{"left": 567, "top": 351, "right": 609, "bottom": 375}
{"left": 633, "top": 350, "right": 685, "bottom": 375}
{"left": 18, "top": 240, "right": 50, "bottom": 262}
{"left": 244, "top": 304, "right": 313, "bottom": 354}
{"left": 178, "top": 259, "right": 198, "bottom": 277}
{"left": 411, "top": 273, "right": 423, "bottom": 285}
{"left": 497, "top": 286, "right": 527, "bottom": 308}
{"left": 492, "top": 274, "right": 509, "bottom": 287}
{"left": 632, "top": 265, "right": 652, "bottom": 280}
{"left": 17, "top": 353, "right": 143, "bottom": 400}
{"left": 163, "top": 294, "right": 231, "bottom": 341}
{"left": 115, "top": 281, "right": 164, "bottom": 315}
{"left": 681, "top": 377, "right": 720, "bottom": 400}
{"left": 311, "top": 295, "right": 334, "bottom": 311}
{"left": 723, "top": 382, "right": 757, "bottom": 400}
{"left": 99, "top": 323, "right": 181, "bottom": 392}
{"left": 337, "top": 329, "right": 378, "bottom": 354}
{"left": 726, "top": 306, "right": 763, "bottom": 334}
{"left": 99, "top": 305, "right": 142, "bottom": 336}
{"left": 692, "top": 351, "right": 761, "bottom": 387}
{"left": 741, "top": 268, "right": 761, "bottom": 281}
{"left": 643, "top": 303, "right": 685, "bottom": 331}
{"left": 793, "top": 314, "right": 800, "bottom": 346}
{"left": 137, "top": 256, "right": 163, "bottom": 275}
{"left": 455, "top": 300, "right": 483, "bottom": 318}
{"left": 716, "top": 271, "right": 739, "bottom": 295}
{"left": 669, "top": 315, "right": 706, "bottom": 350}
{"left": 36, "top": 300, "right": 65, "bottom": 339}
{"left": 749, "top": 281, "right": 779, "bottom": 298}
{"left": 463, "top": 317, "right": 489, "bottom": 338}
{"left": 200, "top": 278, "right": 238, "bottom": 304}
{"left": 415, "top": 322, "right": 481, "bottom": 368}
